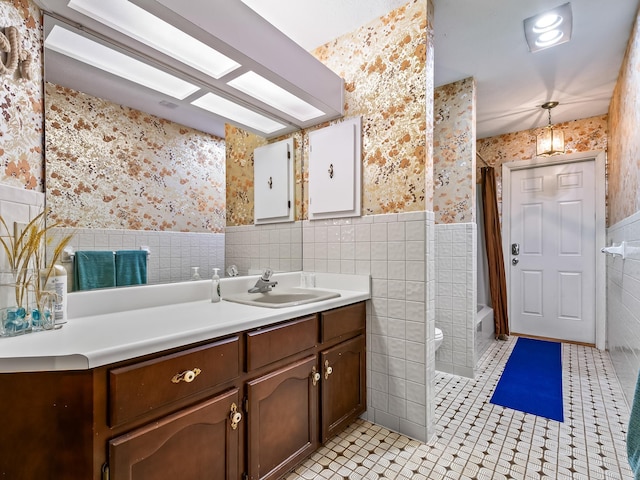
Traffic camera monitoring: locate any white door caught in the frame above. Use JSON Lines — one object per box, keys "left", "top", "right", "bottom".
{"left": 508, "top": 160, "right": 596, "bottom": 344}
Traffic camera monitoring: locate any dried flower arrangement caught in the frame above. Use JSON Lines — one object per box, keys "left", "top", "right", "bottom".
{"left": 0, "top": 210, "right": 73, "bottom": 334}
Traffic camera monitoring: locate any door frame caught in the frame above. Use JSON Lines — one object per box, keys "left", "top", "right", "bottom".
{"left": 502, "top": 150, "right": 606, "bottom": 349}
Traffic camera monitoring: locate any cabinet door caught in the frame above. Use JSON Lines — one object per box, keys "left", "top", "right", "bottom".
{"left": 109, "top": 388, "right": 240, "bottom": 480}
{"left": 254, "top": 138, "right": 294, "bottom": 224}
{"left": 308, "top": 116, "right": 361, "bottom": 220}
{"left": 246, "top": 355, "right": 319, "bottom": 480}
{"left": 320, "top": 335, "right": 366, "bottom": 443}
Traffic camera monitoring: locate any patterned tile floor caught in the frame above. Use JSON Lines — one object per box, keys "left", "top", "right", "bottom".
{"left": 284, "top": 336, "right": 634, "bottom": 479}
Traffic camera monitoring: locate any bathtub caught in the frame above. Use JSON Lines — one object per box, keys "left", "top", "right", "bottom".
{"left": 475, "top": 304, "right": 494, "bottom": 364}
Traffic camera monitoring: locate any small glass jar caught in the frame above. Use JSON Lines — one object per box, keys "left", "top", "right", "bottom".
{"left": 32, "top": 291, "right": 56, "bottom": 332}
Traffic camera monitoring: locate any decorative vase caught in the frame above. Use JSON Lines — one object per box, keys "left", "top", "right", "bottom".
{"left": 0, "top": 271, "right": 33, "bottom": 337}
{"left": 31, "top": 291, "right": 56, "bottom": 332}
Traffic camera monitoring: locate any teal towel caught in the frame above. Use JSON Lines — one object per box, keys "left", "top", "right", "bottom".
{"left": 629, "top": 369, "right": 640, "bottom": 479}
{"left": 74, "top": 251, "right": 116, "bottom": 291}
{"left": 115, "top": 250, "right": 147, "bottom": 287}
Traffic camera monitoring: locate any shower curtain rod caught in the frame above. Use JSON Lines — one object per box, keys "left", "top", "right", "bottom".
{"left": 476, "top": 152, "right": 490, "bottom": 167}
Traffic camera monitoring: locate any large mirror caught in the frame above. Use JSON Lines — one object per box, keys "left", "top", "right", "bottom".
{"left": 43, "top": 15, "right": 304, "bottom": 288}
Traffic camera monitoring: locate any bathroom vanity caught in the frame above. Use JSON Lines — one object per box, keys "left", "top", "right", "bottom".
{"left": 0, "top": 273, "right": 370, "bottom": 480}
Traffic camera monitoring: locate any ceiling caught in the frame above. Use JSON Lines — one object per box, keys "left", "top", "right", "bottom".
{"left": 245, "top": 0, "right": 640, "bottom": 139}
{"left": 39, "top": 0, "right": 345, "bottom": 139}
{"left": 41, "top": 0, "right": 639, "bottom": 140}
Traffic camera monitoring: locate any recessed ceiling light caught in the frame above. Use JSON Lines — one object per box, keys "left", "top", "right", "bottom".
{"left": 45, "top": 25, "right": 200, "bottom": 100}
{"left": 191, "top": 92, "right": 286, "bottom": 134}
{"left": 523, "top": 3, "right": 572, "bottom": 53}
{"left": 536, "top": 30, "right": 564, "bottom": 48}
{"left": 68, "top": 0, "right": 241, "bottom": 79}
{"left": 533, "top": 14, "right": 563, "bottom": 33}
{"left": 228, "top": 71, "right": 325, "bottom": 122}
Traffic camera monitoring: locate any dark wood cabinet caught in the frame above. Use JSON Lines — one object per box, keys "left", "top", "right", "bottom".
{"left": 109, "top": 388, "right": 241, "bottom": 480}
{"left": 320, "top": 334, "right": 366, "bottom": 443}
{"left": 109, "top": 336, "right": 240, "bottom": 427}
{"left": 246, "top": 355, "right": 319, "bottom": 480}
{"left": 0, "top": 301, "right": 366, "bottom": 480}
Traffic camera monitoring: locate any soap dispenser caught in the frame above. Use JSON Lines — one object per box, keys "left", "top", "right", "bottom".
{"left": 211, "top": 268, "right": 221, "bottom": 303}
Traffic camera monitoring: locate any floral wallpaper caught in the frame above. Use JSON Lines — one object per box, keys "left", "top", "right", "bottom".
{"left": 225, "top": 125, "right": 266, "bottom": 227}
{"left": 225, "top": 0, "right": 433, "bottom": 225}
{"left": 226, "top": 0, "right": 430, "bottom": 225}
{"left": 476, "top": 115, "right": 608, "bottom": 219}
{"left": 45, "top": 83, "right": 226, "bottom": 232}
{"left": 0, "top": 0, "right": 44, "bottom": 191}
{"left": 433, "top": 77, "right": 475, "bottom": 224}
{"left": 225, "top": 124, "right": 303, "bottom": 227}
{"left": 312, "top": 0, "right": 429, "bottom": 216}
{"left": 608, "top": 12, "right": 640, "bottom": 226}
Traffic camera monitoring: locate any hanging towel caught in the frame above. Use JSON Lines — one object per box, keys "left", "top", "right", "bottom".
{"left": 74, "top": 251, "right": 116, "bottom": 291}
{"left": 115, "top": 250, "right": 148, "bottom": 287}
{"left": 628, "top": 369, "right": 640, "bottom": 479}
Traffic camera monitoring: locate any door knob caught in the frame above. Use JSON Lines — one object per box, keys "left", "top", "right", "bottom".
{"left": 311, "top": 366, "right": 321, "bottom": 387}
{"left": 512, "top": 258, "right": 519, "bottom": 265}
{"left": 324, "top": 360, "right": 333, "bottom": 380}
{"left": 171, "top": 368, "right": 201, "bottom": 384}
{"left": 229, "top": 403, "right": 242, "bottom": 430}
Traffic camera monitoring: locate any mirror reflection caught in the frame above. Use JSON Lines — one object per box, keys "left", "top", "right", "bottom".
{"left": 43, "top": 16, "right": 303, "bottom": 288}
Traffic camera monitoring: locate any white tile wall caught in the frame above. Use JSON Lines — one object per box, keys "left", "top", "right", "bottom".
{"left": 303, "top": 211, "right": 434, "bottom": 443}
{"left": 434, "top": 222, "right": 477, "bottom": 378}
{"left": 0, "top": 184, "right": 44, "bottom": 271}
{"left": 425, "top": 211, "right": 436, "bottom": 442}
{"left": 225, "top": 222, "right": 302, "bottom": 276}
{"left": 606, "top": 210, "right": 640, "bottom": 405}
{"left": 49, "top": 227, "right": 225, "bottom": 285}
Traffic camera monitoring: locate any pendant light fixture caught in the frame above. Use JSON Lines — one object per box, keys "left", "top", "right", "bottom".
{"left": 536, "top": 101, "right": 565, "bottom": 157}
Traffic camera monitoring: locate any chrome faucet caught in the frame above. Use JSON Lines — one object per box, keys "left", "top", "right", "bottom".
{"left": 248, "top": 268, "right": 278, "bottom": 293}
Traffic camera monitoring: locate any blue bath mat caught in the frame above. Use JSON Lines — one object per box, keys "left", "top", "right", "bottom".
{"left": 490, "top": 337, "right": 564, "bottom": 422}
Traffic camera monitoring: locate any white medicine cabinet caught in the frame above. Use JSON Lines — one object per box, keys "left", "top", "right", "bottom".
{"left": 254, "top": 138, "right": 294, "bottom": 224}
{"left": 308, "top": 117, "right": 362, "bottom": 220}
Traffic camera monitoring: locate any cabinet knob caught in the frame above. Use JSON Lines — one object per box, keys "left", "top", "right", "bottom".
{"left": 229, "top": 403, "right": 242, "bottom": 430}
{"left": 324, "top": 360, "right": 333, "bottom": 380}
{"left": 311, "top": 366, "right": 321, "bottom": 387}
{"left": 171, "top": 368, "right": 201, "bottom": 384}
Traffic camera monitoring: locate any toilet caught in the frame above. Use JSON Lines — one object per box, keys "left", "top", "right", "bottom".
{"left": 435, "top": 327, "right": 444, "bottom": 351}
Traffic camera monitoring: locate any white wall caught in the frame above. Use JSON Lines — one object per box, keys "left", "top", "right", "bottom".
{"left": 225, "top": 222, "right": 303, "bottom": 276}
{"left": 50, "top": 227, "right": 225, "bottom": 285}
{"left": 607, "top": 211, "right": 640, "bottom": 405}
{"left": 0, "top": 184, "right": 45, "bottom": 272}
{"left": 302, "top": 211, "right": 435, "bottom": 442}
{"left": 434, "top": 223, "right": 477, "bottom": 377}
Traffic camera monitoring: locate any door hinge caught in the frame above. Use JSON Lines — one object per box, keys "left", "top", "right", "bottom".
{"left": 243, "top": 396, "right": 249, "bottom": 413}
{"left": 288, "top": 200, "right": 291, "bottom": 209}
{"left": 101, "top": 463, "right": 110, "bottom": 480}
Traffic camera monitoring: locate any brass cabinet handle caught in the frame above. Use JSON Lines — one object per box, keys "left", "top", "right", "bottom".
{"left": 171, "top": 368, "right": 201, "bottom": 384}
{"left": 311, "top": 366, "right": 321, "bottom": 387}
{"left": 324, "top": 360, "right": 333, "bottom": 380}
{"left": 230, "top": 403, "right": 242, "bottom": 430}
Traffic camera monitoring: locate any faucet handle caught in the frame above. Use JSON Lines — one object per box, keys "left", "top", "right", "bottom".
{"left": 261, "top": 268, "right": 273, "bottom": 280}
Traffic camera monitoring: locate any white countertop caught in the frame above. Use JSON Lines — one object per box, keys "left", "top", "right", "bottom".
{"left": 0, "top": 272, "right": 370, "bottom": 373}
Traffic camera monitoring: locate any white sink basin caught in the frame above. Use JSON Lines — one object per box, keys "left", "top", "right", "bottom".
{"left": 223, "top": 287, "right": 340, "bottom": 308}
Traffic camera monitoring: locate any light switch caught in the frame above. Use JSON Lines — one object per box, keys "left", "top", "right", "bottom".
{"left": 14, "top": 222, "right": 27, "bottom": 243}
